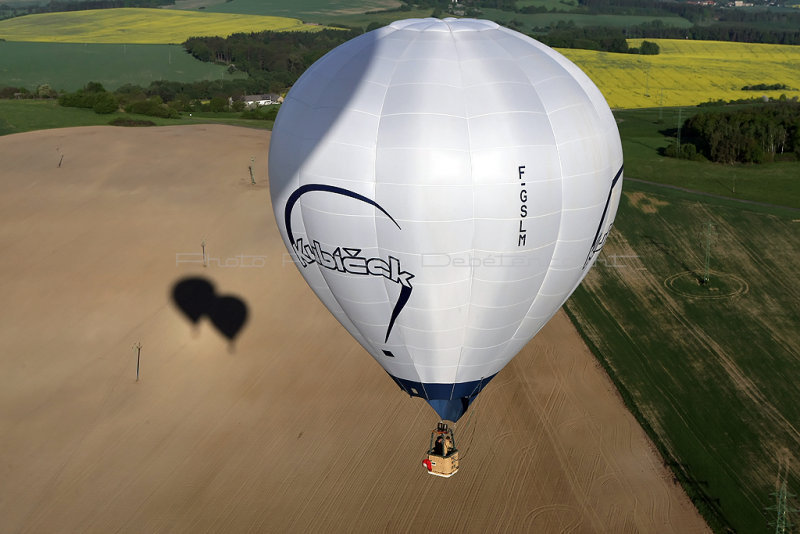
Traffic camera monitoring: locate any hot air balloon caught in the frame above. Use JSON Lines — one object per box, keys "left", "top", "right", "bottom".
{"left": 269, "top": 18, "right": 622, "bottom": 474}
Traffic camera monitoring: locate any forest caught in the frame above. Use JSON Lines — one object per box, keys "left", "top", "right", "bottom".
{"left": 538, "top": 25, "right": 659, "bottom": 53}
{"left": 674, "top": 101, "right": 800, "bottom": 164}
{"left": 183, "top": 29, "right": 362, "bottom": 92}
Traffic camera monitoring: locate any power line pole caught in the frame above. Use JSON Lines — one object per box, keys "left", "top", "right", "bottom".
{"left": 133, "top": 341, "right": 142, "bottom": 381}
{"left": 677, "top": 107, "right": 683, "bottom": 153}
{"left": 774, "top": 480, "right": 791, "bottom": 534}
{"left": 768, "top": 465, "right": 799, "bottom": 534}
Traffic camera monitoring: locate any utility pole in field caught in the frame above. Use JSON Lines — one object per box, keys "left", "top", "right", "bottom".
{"left": 768, "top": 463, "right": 799, "bottom": 534}
{"left": 133, "top": 341, "right": 142, "bottom": 381}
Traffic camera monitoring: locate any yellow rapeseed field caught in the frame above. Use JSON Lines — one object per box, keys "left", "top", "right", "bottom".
{"left": 0, "top": 8, "right": 324, "bottom": 44}
{"left": 559, "top": 39, "right": 800, "bottom": 109}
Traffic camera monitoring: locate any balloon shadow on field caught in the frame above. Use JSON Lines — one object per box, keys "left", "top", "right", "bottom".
{"left": 171, "top": 277, "right": 249, "bottom": 350}
{"left": 642, "top": 235, "right": 703, "bottom": 283}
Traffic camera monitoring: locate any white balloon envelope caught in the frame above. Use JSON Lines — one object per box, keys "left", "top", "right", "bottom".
{"left": 269, "top": 18, "right": 623, "bottom": 422}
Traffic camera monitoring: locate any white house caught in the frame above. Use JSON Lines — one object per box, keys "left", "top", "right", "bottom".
{"left": 242, "top": 93, "right": 283, "bottom": 108}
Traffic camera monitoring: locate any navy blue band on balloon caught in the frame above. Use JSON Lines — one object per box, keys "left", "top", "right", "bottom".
{"left": 388, "top": 373, "right": 497, "bottom": 422}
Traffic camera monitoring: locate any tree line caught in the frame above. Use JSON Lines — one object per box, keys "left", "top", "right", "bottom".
{"left": 671, "top": 101, "right": 800, "bottom": 164}
{"left": 58, "top": 81, "right": 180, "bottom": 117}
{"left": 538, "top": 24, "right": 659, "bottom": 54}
{"left": 2, "top": 77, "right": 270, "bottom": 103}
{"left": 742, "top": 83, "right": 794, "bottom": 92}
{"left": 52, "top": 80, "right": 282, "bottom": 120}
{"left": 622, "top": 20, "right": 800, "bottom": 46}
{"left": 183, "top": 28, "right": 362, "bottom": 92}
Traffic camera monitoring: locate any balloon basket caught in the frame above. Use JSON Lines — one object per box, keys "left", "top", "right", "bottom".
{"left": 423, "top": 422, "right": 460, "bottom": 477}
{"left": 423, "top": 453, "right": 459, "bottom": 478}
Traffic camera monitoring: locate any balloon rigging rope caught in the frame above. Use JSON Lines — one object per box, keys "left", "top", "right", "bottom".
{"left": 454, "top": 392, "right": 483, "bottom": 461}
{"left": 453, "top": 376, "right": 485, "bottom": 460}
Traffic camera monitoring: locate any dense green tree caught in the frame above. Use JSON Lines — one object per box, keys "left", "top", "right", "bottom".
{"left": 36, "top": 84, "right": 57, "bottom": 98}
{"left": 126, "top": 97, "right": 179, "bottom": 118}
{"left": 207, "top": 96, "right": 228, "bottom": 112}
{"left": 59, "top": 82, "right": 108, "bottom": 108}
{"left": 84, "top": 81, "right": 106, "bottom": 93}
{"left": 539, "top": 26, "right": 629, "bottom": 53}
{"left": 639, "top": 40, "right": 659, "bottom": 55}
{"left": 92, "top": 92, "right": 118, "bottom": 113}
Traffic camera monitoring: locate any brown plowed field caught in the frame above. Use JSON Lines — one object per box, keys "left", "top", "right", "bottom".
{"left": 0, "top": 125, "right": 708, "bottom": 533}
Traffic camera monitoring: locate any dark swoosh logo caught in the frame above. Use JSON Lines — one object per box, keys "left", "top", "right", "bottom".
{"left": 284, "top": 184, "right": 411, "bottom": 342}
{"left": 584, "top": 164, "right": 624, "bottom": 269}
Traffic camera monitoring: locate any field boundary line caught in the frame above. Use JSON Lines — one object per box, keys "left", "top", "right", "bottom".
{"left": 625, "top": 177, "right": 800, "bottom": 213}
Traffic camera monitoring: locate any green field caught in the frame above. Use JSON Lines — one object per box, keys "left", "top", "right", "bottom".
{"left": 564, "top": 179, "right": 800, "bottom": 533}
{"left": 0, "top": 99, "right": 164, "bottom": 134}
{"left": 0, "top": 41, "right": 245, "bottom": 92}
{"left": 615, "top": 107, "right": 800, "bottom": 209}
{"left": 309, "top": 7, "right": 442, "bottom": 28}
{"left": 517, "top": 0, "right": 579, "bottom": 10}
{"left": 0, "top": 99, "right": 272, "bottom": 135}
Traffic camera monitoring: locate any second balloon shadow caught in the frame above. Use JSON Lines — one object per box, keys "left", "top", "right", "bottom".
{"left": 171, "top": 276, "right": 248, "bottom": 349}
